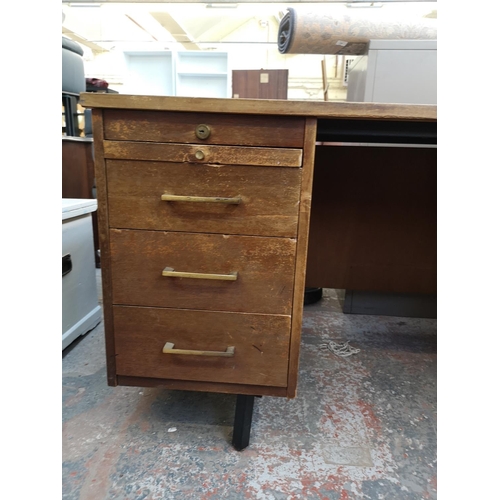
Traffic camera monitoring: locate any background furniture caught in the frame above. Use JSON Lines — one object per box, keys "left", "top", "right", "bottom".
{"left": 62, "top": 199, "right": 102, "bottom": 350}
{"left": 347, "top": 40, "right": 437, "bottom": 105}
{"left": 62, "top": 136, "right": 99, "bottom": 262}
{"left": 62, "top": 37, "right": 86, "bottom": 137}
{"left": 122, "top": 51, "right": 229, "bottom": 98}
{"left": 232, "top": 69, "right": 288, "bottom": 99}
{"left": 80, "top": 93, "right": 436, "bottom": 449}
{"left": 62, "top": 36, "right": 101, "bottom": 265}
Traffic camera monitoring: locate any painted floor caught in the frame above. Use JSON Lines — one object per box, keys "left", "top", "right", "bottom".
{"left": 62, "top": 271, "right": 437, "bottom": 500}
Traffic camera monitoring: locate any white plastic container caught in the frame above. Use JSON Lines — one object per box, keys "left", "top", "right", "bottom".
{"left": 62, "top": 199, "right": 101, "bottom": 350}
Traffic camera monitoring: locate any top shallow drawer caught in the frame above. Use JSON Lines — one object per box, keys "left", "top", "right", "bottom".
{"left": 103, "top": 109, "right": 306, "bottom": 148}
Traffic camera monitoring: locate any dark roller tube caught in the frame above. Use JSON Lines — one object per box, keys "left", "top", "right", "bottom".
{"left": 277, "top": 8, "right": 296, "bottom": 54}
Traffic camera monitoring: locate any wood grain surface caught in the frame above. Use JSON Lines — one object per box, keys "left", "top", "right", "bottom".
{"left": 106, "top": 159, "right": 301, "bottom": 237}
{"left": 103, "top": 141, "right": 303, "bottom": 167}
{"left": 89, "top": 110, "right": 117, "bottom": 386}
{"left": 62, "top": 138, "right": 95, "bottom": 199}
{"left": 305, "top": 145, "right": 437, "bottom": 294}
{"left": 232, "top": 69, "right": 288, "bottom": 100}
{"left": 287, "top": 118, "right": 317, "bottom": 398}
{"left": 102, "top": 109, "right": 304, "bottom": 147}
{"left": 115, "top": 375, "right": 288, "bottom": 397}
{"left": 83, "top": 93, "right": 437, "bottom": 400}
{"left": 109, "top": 229, "right": 297, "bottom": 315}
{"left": 80, "top": 93, "right": 437, "bottom": 122}
{"left": 113, "top": 305, "right": 291, "bottom": 387}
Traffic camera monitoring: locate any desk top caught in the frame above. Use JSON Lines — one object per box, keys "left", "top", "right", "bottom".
{"left": 80, "top": 93, "right": 436, "bottom": 122}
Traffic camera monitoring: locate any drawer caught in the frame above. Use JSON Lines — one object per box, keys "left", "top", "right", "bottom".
{"left": 106, "top": 160, "right": 302, "bottom": 237}
{"left": 103, "top": 109, "right": 305, "bottom": 148}
{"left": 110, "top": 229, "right": 296, "bottom": 315}
{"left": 103, "top": 141, "right": 303, "bottom": 167}
{"left": 113, "top": 305, "right": 291, "bottom": 387}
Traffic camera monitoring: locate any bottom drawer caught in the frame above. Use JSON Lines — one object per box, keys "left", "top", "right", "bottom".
{"left": 113, "top": 306, "right": 291, "bottom": 387}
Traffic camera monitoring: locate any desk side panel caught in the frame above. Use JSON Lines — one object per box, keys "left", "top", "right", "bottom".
{"left": 91, "top": 110, "right": 117, "bottom": 386}
{"left": 287, "top": 118, "right": 317, "bottom": 398}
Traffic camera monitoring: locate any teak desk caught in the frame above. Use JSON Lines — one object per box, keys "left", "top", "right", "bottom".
{"left": 80, "top": 94, "right": 437, "bottom": 450}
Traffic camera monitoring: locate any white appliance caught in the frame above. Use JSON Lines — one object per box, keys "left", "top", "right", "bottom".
{"left": 346, "top": 40, "right": 437, "bottom": 104}
{"left": 62, "top": 199, "right": 101, "bottom": 350}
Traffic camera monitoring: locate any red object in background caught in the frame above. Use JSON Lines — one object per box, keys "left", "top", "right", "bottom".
{"left": 86, "top": 77, "right": 108, "bottom": 89}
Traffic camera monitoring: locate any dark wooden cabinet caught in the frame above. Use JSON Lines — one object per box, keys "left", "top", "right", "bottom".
{"left": 232, "top": 69, "right": 288, "bottom": 100}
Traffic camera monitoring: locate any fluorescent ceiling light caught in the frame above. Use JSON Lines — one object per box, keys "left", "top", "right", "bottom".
{"left": 206, "top": 3, "right": 238, "bottom": 8}
{"left": 68, "top": 3, "right": 102, "bottom": 7}
{"left": 346, "top": 3, "right": 383, "bottom": 8}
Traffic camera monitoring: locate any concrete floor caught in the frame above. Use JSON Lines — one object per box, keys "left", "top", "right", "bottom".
{"left": 62, "top": 270, "right": 437, "bottom": 500}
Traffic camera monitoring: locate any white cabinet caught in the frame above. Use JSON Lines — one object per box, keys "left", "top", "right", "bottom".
{"left": 62, "top": 199, "right": 101, "bottom": 350}
{"left": 346, "top": 40, "right": 437, "bottom": 105}
{"left": 123, "top": 51, "right": 229, "bottom": 98}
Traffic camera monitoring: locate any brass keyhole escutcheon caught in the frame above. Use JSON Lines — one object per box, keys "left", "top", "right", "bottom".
{"left": 195, "top": 150, "right": 205, "bottom": 160}
{"left": 195, "top": 124, "right": 211, "bottom": 140}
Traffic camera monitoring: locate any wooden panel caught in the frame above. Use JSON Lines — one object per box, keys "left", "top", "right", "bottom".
{"left": 115, "top": 376, "right": 288, "bottom": 397}
{"left": 305, "top": 145, "right": 437, "bottom": 294}
{"left": 110, "top": 229, "right": 297, "bottom": 315}
{"left": 113, "top": 306, "right": 291, "bottom": 387}
{"left": 62, "top": 138, "right": 94, "bottom": 199}
{"left": 80, "top": 93, "right": 437, "bottom": 122}
{"left": 287, "top": 118, "right": 317, "bottom": 398}
{"left": 106, "top": 159, "right": 301, "bottom": 237}
{"left": 102, "top": 109, "right": 304, "bottom": 148}
{"left": 103, "top": 141, "right": 303, "bottom": 167}
{"left": 232, "top": 70, "right": 288, "bottom": 100}
{"left": 89, "top": 110, "right": 117, "bottom": 386}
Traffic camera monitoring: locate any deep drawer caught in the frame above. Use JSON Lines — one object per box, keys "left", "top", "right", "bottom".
{"left": 106, "top": 159, "right": 302, "bottom": 237}
{"left": 113, "top": 305, "right": 291, "bottom": 387}
{"left": 109, "top": 229, "right": 297, "bottom": 315}
{"left": 103, "top": 109, "right": 305, "bottom": 148}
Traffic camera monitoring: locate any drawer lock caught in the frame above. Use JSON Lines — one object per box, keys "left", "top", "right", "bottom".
{"left": 162, "top": 342, "right": 235, "bottom": 357}
{"left": 195, "top": 124, "right": 211, "bottom": 140}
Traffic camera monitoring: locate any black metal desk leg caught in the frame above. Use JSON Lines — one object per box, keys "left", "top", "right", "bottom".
{"left": 232, "top": 395, "right": 255, "bottom": 451}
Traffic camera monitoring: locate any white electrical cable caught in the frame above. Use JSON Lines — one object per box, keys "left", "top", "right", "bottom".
{"left": 320, "top": 340, "right": 360, "bottom": 358}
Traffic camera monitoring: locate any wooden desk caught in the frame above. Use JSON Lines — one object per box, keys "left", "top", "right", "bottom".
{"left": 80, "top": 93, "right": 437, "bottom": 449}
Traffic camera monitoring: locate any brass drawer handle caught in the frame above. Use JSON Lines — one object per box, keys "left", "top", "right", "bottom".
{"left": 162, "top": 342, "right": 235, "bottom": 357}
{"left": 162, "top": 267, "right": 238, "bottom": 281}
{"left": 161, "top": 194, "right": 242, "bottom": 204}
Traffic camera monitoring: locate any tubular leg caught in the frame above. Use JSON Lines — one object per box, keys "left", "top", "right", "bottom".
{"left": 232, "top": 394, "right": 255, "bottom": 451}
